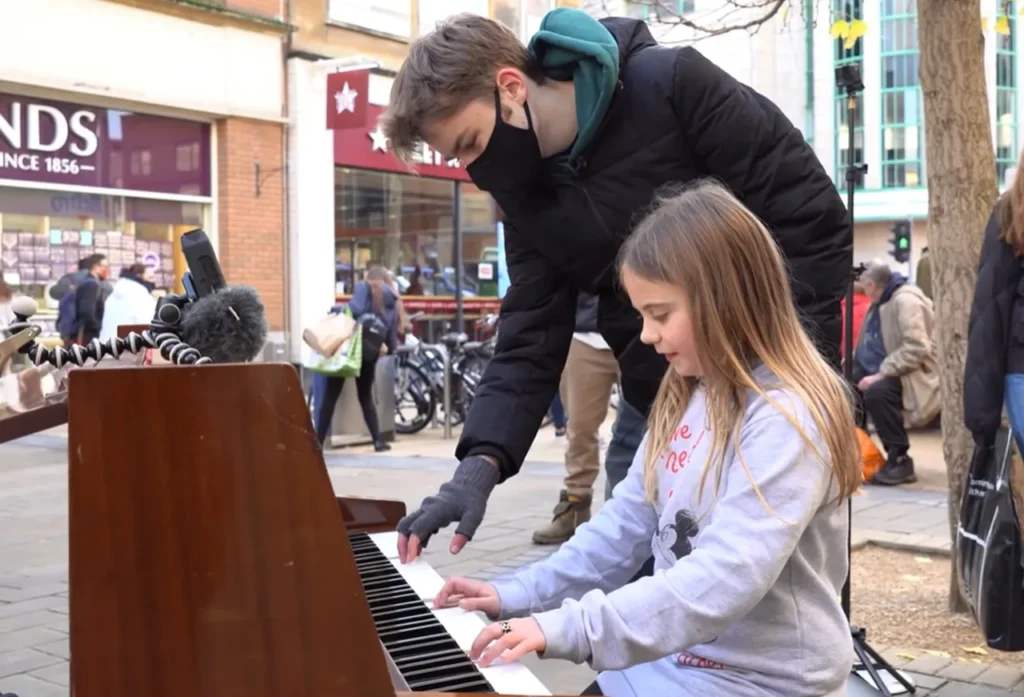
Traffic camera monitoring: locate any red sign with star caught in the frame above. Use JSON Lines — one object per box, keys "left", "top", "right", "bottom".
{"left": 326, "top": 69, "right": 370, "bottom": 130}
{"left": 332, "top": 102, "right": 471, "bottom": 182}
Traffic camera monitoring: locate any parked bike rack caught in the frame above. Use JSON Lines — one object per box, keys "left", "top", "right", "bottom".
{"left": 417, "top": 343, "right": 453, "bottom": 440}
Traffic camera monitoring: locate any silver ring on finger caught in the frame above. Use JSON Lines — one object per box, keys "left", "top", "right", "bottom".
{"left": 500, "top": 621, "right": 512, "bottom": 635}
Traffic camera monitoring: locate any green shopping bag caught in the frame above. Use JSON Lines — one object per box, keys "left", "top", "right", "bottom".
{"left": 305, "top": 316, "right": 363, "bottom": 378}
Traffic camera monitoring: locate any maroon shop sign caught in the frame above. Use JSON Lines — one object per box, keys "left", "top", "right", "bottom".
{"left": 0, "top": 93, "right": 211, "bottom": 196}
{"left": 326, "top": 70, "right": 469, "bottom": 181}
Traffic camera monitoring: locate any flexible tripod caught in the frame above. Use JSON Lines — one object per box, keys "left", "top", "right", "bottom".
{"left": 837, "top": 64, "right": 915, "bottom": 696}
{"left": 6, "top": 292, "right": 213, "bottom": 370}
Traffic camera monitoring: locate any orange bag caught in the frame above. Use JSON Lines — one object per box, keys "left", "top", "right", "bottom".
{"left": 857, "top": 427, "right": 885, "bottom": 481}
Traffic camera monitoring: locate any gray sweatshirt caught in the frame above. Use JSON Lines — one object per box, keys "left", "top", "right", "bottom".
{"left": 491, "top": 374, "right": 853, "bottom": 696}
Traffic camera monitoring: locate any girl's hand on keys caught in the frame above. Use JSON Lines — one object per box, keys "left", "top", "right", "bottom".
{"left": 433, "top": 576, "right": 500, "bottom": 618}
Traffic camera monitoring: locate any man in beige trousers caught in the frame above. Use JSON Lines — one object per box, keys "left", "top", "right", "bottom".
{"left": 533, "top": 291, "right": 620, "bottom": 545}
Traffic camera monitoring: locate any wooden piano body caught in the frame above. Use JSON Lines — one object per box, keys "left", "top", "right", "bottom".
{"left": 67, "top": 363, "right": 574, "bottom": 697}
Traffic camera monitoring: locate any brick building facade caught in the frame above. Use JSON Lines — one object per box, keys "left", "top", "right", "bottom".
{"left": 216, "top": 118, "right": 286, "bottom": 332}
{"left": 0, "top": 0, "right": 288, "bottom": 346}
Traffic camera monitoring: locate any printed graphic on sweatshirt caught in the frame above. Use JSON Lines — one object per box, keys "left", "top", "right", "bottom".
{"left": 675, "top": 651, "right": 727, "bottom": 670}
{"left": 658, "top": 508, "right": 700, "bottom": 561}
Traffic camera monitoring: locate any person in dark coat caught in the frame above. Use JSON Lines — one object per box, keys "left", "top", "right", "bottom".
{"left": 381, "top": 9, "right": 851, "bottom": 562}
{"left": 312, "top": 266, "right": 400, "bottom": 453}
{"left": 965, "top": 163, "right": 1024, "bottom": 452}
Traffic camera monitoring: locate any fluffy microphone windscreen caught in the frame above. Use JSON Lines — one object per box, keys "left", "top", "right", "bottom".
{"left": 179, "top": 286, "right": 269, "bottom": 363}
{"left": 10, "top": 296, "right": 38, "bottom": 319}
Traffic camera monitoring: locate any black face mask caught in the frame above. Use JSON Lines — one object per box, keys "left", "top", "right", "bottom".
{"left": 465, "top": 90, "right": 542, "bottom": 194}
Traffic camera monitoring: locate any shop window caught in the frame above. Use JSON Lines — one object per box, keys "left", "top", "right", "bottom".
{"left": 0, "top": 187, "right": 208, "bottom": 321}
{"left": 176, "top": 142, "right": 201, "bottom": 172}
{"left": 333, "top": 168, "right": 498, "bottom": 310}
{"left": 130, "top": 150, "right": 152, "bottom": 177}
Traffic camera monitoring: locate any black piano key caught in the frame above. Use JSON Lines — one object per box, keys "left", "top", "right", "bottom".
{"left": 348, "top": 532, "right": 494, "bottom": 693}
{"left": 391, "top": 646, "right": 469, "bottom": 666}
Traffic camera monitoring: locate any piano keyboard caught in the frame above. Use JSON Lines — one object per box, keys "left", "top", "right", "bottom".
{"left": 348, "top": 531, "right": 551, "bottom": 696}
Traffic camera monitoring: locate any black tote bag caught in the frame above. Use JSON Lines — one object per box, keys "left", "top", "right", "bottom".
{"left": 956, "top": 426, "right": 1024, "bottom": 651}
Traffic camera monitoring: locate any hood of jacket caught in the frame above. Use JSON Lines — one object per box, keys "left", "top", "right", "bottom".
{"left": 528, "top": 8, "right": 630, "bottom": 161}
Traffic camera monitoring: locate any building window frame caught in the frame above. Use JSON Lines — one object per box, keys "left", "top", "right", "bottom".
{"left": 879, "top": 0, "right": 924, "bottom": 188}
{"left": 833, "top": 0, "right": 865, "bottom": 189}
{"left": 626, "top": 0, "right": 695, "bottom": 21}
{"left": 996, "top": 1, "right": 1018, "bottom": 187}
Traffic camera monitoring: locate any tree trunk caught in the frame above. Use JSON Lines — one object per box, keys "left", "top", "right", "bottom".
{"left": 917, "top": 0, "right": 998, "bottom": 613}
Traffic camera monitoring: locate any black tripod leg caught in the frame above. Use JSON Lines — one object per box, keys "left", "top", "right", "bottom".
{"left": 859, "top": 638, "right": 917, "bottom": 693}
{"left": 853, "top": 636, "right": 893, "bottom": 697}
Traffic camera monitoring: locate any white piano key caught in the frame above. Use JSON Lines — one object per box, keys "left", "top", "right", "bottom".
{"left": 432, "top": 607, "right": 552, "bottom": 696}
{"left": 368, "top": 531, "right": 444, "bottom": 600}
{"left": 368, "top": 532, "right": 552, "bottom": 696}
{"left": 369, "top": 530, "right": 401, "bottom": 559}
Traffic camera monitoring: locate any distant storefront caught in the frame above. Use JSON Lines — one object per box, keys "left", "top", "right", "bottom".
{"left": 0, "top": 92, "right": 212, "bottom": 313}
{"left": 287, "top": 61, "right": 501, "bottom": 363}
{"left": 1, "top": 0, "right": 288, "bottom": 341}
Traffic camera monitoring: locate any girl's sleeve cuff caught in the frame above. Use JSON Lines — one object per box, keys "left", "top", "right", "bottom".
{"left": 532, "top": 604, "right": 589, "bottom": 664}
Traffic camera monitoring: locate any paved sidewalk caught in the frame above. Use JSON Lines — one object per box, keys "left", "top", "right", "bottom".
{"left": 0, "top": 431, "right": 1007, "bottom": 697}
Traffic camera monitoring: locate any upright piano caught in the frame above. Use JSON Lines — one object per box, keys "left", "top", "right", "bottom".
{"left": 66, "top": 363, "right": 575, "bottom": 697}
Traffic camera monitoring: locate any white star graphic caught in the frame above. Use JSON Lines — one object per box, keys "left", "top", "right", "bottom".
{"left": 334, "top": 81, "right": 358, "bottom": 114}
{"left": 368, "top": 126, "right": 389, "bottom": 152}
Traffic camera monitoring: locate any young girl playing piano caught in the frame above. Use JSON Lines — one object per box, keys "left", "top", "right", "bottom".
{"left": 433, "top": 181, "right": 861, "bottom": 697}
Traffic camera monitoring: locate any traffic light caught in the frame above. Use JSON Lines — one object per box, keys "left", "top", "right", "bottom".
{"left": 889, "top": 220, "right": 911, "bottom": 264}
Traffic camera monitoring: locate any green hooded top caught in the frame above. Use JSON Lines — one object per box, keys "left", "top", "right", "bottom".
{"left": 527, "top": 8, "right": 621, "bottom": 163}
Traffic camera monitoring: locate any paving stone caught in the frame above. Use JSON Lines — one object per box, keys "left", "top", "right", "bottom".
{"left": 462, "top": 534, "right": 537, "bottom": 553}
{"left": 902, "top": 654, "right": 955, "bottom": 676}
{"left": 0, "top": 647, "right": 63, "bottom": 679}
{"left": 878, "top": 647, "right": 918, "bottom": 668}
{"left": 30, "top": 660, "right": 69, "bottom": 687}
{"left": 0, "top": 584, "right": 68, "bottom": 603}
{"left": 0, "top": 597, "right": 65, "bottom": 621}
{"left": 974, "top": 665, "right": 1024, "bottom": 689}
{"left": 34, "top": 637, "right": 69, "bottom": 660}
{"left": 0, "top": 672, "right": 67, "bottom": 697}
{"left": 0, "top": 626, "right": 67, "bottom": 652}
{"left": 937, "top": 661, "right": 990, "bottom": 682}
{"left": 469, "top": 525, "right": 526, "bottom": 543}
{"left": 43, "top": 617, "right": 68, "bottom": 635}
{"left": 932, "top": 679, "right": 1024, "bottom": 696}
{"left": 904, "top": 670, "right": 949, "bottom": 689}
{"left": 0, "top": 610, "right": 67, "bottom": 634}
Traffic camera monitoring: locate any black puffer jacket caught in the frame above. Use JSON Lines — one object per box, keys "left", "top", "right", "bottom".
{"left": 964, "top": 206, "right": 1024, "bottom": 442}
{"left": 457, "top": 18, "right": 851, "bottom": 479}
{"left": 575, "top": 291, "right": 599, "bottom": 333}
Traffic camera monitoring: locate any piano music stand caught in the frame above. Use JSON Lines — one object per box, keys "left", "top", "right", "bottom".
{"left": 68, "top": 363, "right": 562, "bottom": 697}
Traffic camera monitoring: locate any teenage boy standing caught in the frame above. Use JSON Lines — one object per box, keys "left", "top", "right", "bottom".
{"left": 384, "top": 10, "right": 851, "bottom": 562}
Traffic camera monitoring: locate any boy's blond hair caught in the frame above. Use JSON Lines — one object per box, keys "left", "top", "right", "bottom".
{"left": 380, "top": 13, "right": 542, "bottom": 163}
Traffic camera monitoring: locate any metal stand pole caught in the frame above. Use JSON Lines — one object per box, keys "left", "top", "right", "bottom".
{"left": 453, "top": 181, "right": 464, "bottom": 333}
{"left": 442, "top": 346, "right": 452, "bottom": 440}
{"left": 840, "top": 81, "right": 915, "bottom": 697}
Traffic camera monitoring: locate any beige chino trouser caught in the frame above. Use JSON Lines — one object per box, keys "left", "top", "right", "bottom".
{"left": 561, "top": 338, "right": 620, "bottom": 497}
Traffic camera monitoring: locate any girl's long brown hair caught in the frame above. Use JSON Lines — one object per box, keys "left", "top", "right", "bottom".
{"left": 999, "top": 149, "right": 1024, "bottom": 255}
{"left": 619, "top": 180, "right": 862, "bottom": 507}
{"left": 364, "top": 266, "right": 388, "bottom": 315}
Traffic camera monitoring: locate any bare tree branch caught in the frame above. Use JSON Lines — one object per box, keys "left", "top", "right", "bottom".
{"left": 611, "top": 0, "right": 792, "bottom": 39}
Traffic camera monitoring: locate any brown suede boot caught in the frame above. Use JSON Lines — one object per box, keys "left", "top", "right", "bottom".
{"left": 531, "top": 490, "right": 592, "bottom": 545}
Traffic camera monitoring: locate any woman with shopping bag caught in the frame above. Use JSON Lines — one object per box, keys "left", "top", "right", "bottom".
{"left": 307, "top": 266, "right": 400, "bottom": 452}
